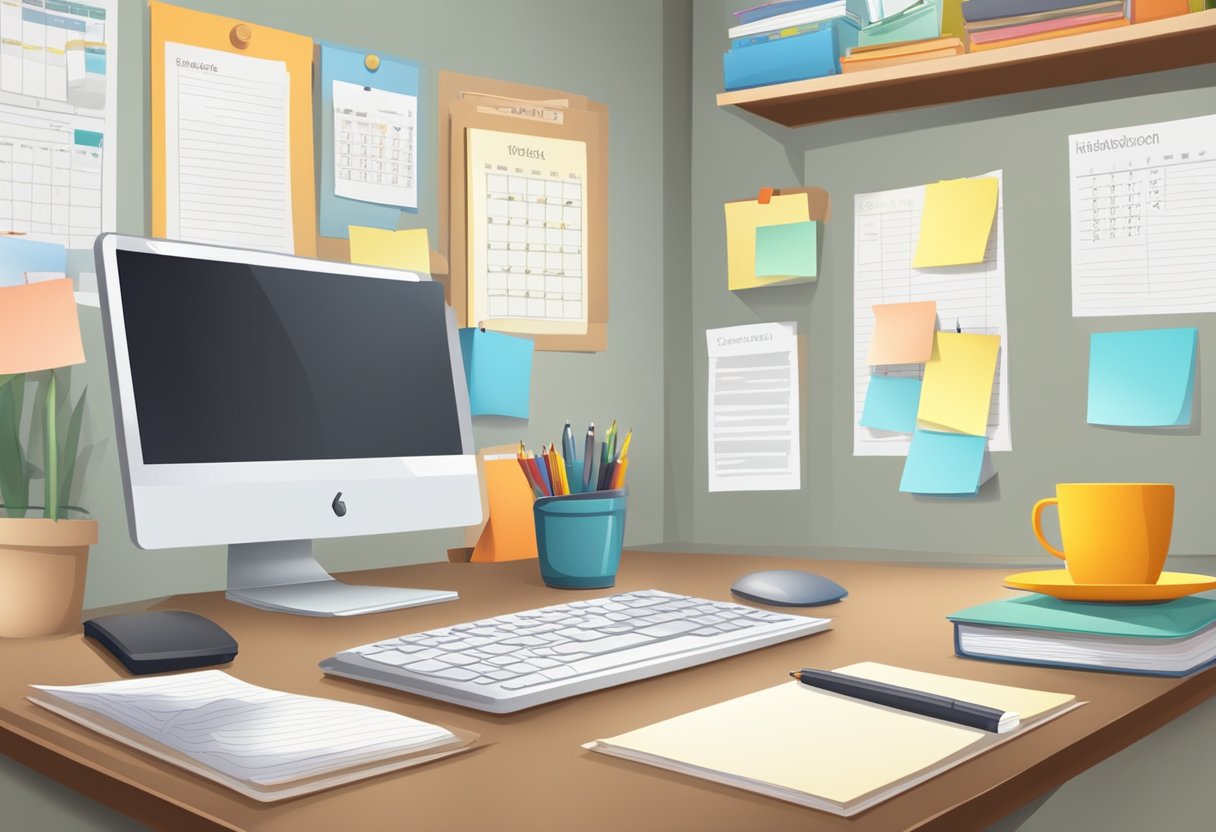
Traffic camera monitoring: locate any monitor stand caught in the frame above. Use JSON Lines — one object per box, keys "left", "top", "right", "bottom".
{"left": 225, "top": 540, "right": 458, "bottom": 617}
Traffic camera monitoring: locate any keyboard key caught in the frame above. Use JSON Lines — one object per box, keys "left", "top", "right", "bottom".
{"left": 553, "top": 633, "right": 651, "bottom": 655}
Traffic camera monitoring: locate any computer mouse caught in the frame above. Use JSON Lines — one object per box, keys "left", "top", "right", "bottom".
{"left": 730, "top": 569, "right": 847, "bottom": 607}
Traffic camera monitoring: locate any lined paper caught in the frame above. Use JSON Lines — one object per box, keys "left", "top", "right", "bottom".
{"left": 853, "top": 171, "right": 1011, "bottom": 456}
{"left": 164, "top": 43, "right": 293, "bottom": 253}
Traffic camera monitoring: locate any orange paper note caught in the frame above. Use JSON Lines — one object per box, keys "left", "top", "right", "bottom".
{"left": 471, "top": 455, "right": 538, "bottom": 563}
{"left": 0, "top": 279, "right": 85, "bottom": 374}
{"left": 868, "top": 301, "right": 937, "bottom": 365}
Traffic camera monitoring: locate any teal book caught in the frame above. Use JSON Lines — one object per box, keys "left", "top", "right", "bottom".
{"left": 948, "top": 594, "right": 1216, "bottom": 676}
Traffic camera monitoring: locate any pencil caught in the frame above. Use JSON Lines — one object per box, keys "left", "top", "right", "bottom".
{"left": 611, "top": 458, "right": 629, "bottom": 490}
{"left": 616, "top": 429, "right": 632, "bottom": 463}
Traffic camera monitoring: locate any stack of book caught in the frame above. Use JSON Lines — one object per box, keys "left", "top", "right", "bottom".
{"left": 840, "top": 36, "right": 964, "bottom": 72}
{"left": 960, "top": 0, "right": 1130, "bottom": 52}
{"left": 722, "top": 0, "right": 869, "bottom": 90}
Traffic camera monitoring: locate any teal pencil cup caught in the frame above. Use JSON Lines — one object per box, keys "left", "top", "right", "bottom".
{"left": 533, "top": 489, "right": 627, "bottom": 589}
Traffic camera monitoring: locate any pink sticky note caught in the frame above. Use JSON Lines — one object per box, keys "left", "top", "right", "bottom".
{"left": 868, "top": 301, "right": 937, "bottom": 365}
{"left": 0, "top": 279, "right": 85, "bottom": 374}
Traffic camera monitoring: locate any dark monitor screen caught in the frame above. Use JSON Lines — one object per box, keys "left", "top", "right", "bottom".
{"left": 116, "top": 250, "right": 464, "bottom": 464}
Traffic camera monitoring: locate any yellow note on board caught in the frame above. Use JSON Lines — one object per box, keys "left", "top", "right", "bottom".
{"left": 912, "top": 178, "right": 998, "bottom": 268}
{"left": 724, "top": 194, "right": 810, "bottom": 291}
{"left": 917, "top": 331, "right": 1000, "bottom": 437}
{"left": 348, "top": 226, "right": 431, "bottom": 272}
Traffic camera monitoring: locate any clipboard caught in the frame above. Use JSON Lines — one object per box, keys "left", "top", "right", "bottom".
{"left": 724, "top": 187, "right": 830, "bottom": 292}
{"left": 150, "top": 2, "right": 316, "bottom": 257}
{"left": 438, "top": 72, "right": 608, "bottom": 352}
{"left": 317, "top": 42, "right": 421, "bottom": 239}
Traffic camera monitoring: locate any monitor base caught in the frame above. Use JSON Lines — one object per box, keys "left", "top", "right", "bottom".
{"left": 226, "top": 540, "right": 458, "bottom": 617}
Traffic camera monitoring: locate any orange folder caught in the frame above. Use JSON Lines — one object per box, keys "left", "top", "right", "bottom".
{"left": 471, "top": 455, "right": 538, "bottom": 563}
{"left": 0, "top": 279, "right": 85, "bottom": 374}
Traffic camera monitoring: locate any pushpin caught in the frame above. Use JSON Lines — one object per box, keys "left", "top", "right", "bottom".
{"left": 365, "top": 54, "right": 380, "bottom": 72}
{"left": 757, "top": 187, "right": 774, "bottom": 205}
{"left": 229, "top": 23, "right": 251, "bottom": 49}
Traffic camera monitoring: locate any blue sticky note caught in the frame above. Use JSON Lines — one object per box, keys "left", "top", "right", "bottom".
{"left": 1088, "top": 328, "right": 1197, "bottom": 427}
{"left": 899, "top": 429, "right": 987, "bottom": 495}
{"left": 754, "top": 220, "right": 818, "bottom": 278}
{"left": 860, "top": 375, "right": 921, "bottom": 433}
{"left": 458, "top": 328, "right": 534, "bottom": 419}
{"left": 0, "top": 237, "right": 66, "bottom": 287}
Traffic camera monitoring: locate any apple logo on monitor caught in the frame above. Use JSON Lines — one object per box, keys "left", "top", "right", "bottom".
{"left": 332, "top": 492, "right": 347, "bottom": 517}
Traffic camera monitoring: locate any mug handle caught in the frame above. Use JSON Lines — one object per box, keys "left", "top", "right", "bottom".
{"left": 1031, "top": 498, "right": 1065, "bottom": 560}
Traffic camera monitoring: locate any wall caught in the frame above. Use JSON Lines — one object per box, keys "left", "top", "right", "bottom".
{"left": 685, "top": 2, "right": 1216, "bottom": 562}
{"left": 70, "top": 0, "right": 673, "bottom": 608}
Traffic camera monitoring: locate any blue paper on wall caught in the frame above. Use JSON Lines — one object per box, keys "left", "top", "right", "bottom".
{"left": 860, "top": 375, "right": 921, "bottom": 433}
{"left": 0, "top": 237, "right": 67, "bottom": 287}
{"left": 899, "top": 429, "right": 988, "bottom": 495}
{"left": 1088, "top": 328, "right": 1197, "bottom": 427}
{"left": 459, "top": 328, "right": 534, "bottom": 419}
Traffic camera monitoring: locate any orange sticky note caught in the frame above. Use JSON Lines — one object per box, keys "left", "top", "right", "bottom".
{"left": 0, "top": 279, "right": 85, "bottom": 374}
{"left": 471, "top": 455, "right": 538, "bottom": 563}
{"left": 868, "top": 301, "right": 937, "bottom": 365}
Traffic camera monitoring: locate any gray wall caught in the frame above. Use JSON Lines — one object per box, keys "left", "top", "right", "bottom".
{"left": 685, "top": 2, "right": 1216, "bottom": 563}
{"left": 71, "top": 0, "right": 672, "bottom": 609}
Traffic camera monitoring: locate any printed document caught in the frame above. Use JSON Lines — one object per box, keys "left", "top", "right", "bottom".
{"left": 853, "top": 171, "right": 1010, "bottom": 456}
{"left": 333, "top": 79, "right": 417, "bottom": 209}
{"left": 707, "top": 322, "right": 800, "bottom": 492}
{"left": 1069, "top": 113, "right": 1216, "bottom": 316}
{"left": 163, "top": 43, "right": 293, "bottom": 253}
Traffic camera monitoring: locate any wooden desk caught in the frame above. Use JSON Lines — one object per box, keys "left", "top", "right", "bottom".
{"left": 2, "top": 551, "right": 1214, "bottom": 832}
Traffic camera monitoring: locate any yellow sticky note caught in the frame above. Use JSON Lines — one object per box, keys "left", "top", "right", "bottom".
{"left": 0, "top": 279, "right": 85, "bottom": 374}
{"left": 912, "top": 178, "right": 998, "bottom": 268}
{"left": 724, "top": 194, "right": 809, "bottom": 291}
{"left": 917, "top": 331, "right": 1000, "bottom": 437}
{"left": 348, "top": 226, "right": 431, "bottom": 273}
{"left": 868, "top": 301, "right": 937, "bottom": 365}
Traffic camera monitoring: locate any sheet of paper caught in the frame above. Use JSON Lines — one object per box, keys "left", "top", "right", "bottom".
{"left": 0, "top": 236, "right": 65, "bottom": 286}
{"left": 348, "top": 225, "right": 430, "bottom": 272}
{"left": 917, "top": 331, "right": 1001, "bottom": 437}
{"left": 163, "top": 43, "right": 293, "bottom": 253}
{"left": 754, "top": 220, "right": 817, "bottom": 278}
{"left": 868, "top": 300, "right": 936, "bottom": 365}
{"left": 899, "top": 429, "right": 990, "bottom": 495}
{"left": 860, "top": 374, "right": 921, "bottom": 434}
{"left": 853, "top": 171, "right": 1011, "bottom": 456}
{"left": 458, "top": 327, "right": 534, "bottom": 419}
{"left": 0, "top": 0, "right": 116, "bottom": 250}
{"left": 1069, "top": 113, "right": 1216, "bottom": 316}
{"left": 724, "top": 193, "right": 810, "bottom": 290}
{"left": 707, "top": 322, "right": 800, "bottom": 492}
{"left": 1088, "top": 327, "right": 1197, "bottom": 426}
{"left": 466, "top": 127, "right": 588, "bottom": 335}
{"left": 333, "top": 80, "right": 417, "bottom": 210}
{"left": 912, "top": 177, "right": 998, "bottom": 268}
{"left": 0, "top": 278, "right": 84, "bottom": 373}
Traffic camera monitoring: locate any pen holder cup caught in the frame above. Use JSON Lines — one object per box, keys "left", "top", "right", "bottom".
{"left": 564, "top": 458, "right": 590, "bottom": 494}
{"left": 533, "top": 490, "right": 627, "bottom": 589}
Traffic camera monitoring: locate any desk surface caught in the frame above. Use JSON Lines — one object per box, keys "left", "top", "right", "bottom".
{"left": 2, "top": 551, "right": 1214, "bottom": 832}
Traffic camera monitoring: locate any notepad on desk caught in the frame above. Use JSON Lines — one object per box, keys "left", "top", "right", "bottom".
{"left": 584, "top": 662, "right": 1080, "bottom": 817}
{"left": 28, "top": 671, "right": 478, "bottom": 802}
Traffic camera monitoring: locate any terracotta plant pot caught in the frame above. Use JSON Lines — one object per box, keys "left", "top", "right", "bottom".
{"left": 0, "top": 518, "right": 98, "bottom": 638}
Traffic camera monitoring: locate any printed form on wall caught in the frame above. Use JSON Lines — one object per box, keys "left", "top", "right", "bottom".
{"left": 853, "top": 171, "right": 1011, "bottom": 457}
{"left": 332, "top": 80, "right": 416, "bottom": 210}
{"left": 707, "top": 322, "right": 800, "bottom": 492}
{"left": 1069, "top": 113, "right": 1216, "bottom": 317}
{"left": 0, "top": 0, "right": 116, "bottom": 250}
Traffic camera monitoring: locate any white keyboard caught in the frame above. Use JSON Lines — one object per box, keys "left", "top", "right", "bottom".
{"left": 320, "top": 589, "right": 830, "bottom": 713}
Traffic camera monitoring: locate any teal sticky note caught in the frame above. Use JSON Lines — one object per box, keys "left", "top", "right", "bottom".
{"left": 1088, "top": 328, "right": 1197, "bottom": 427}
{"left": 458, "top": 328, "right": 534, "bottom": 419}
{"left": 0, "top": 237, "right": 66, "bottom": 287}
{"left": 899, "top": 429, "right": 987, "bottom": 495}
{"left": 754, "top": 220, "right": 818, "bottom": 279}
{"left": 860, "top": 375, "right": 921, "bottom": 433}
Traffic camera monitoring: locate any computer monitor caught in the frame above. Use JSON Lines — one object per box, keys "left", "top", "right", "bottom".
{"left": 95, "top": 234, "right": 481, "bottom": 617}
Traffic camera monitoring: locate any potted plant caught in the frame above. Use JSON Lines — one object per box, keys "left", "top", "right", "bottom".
{"left": 0, "top": 275, "right": 96, "bottom": 638}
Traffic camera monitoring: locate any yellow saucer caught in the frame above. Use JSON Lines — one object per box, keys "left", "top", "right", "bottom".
{"left": 1003, "top": 570, "right": 1216, "bottom": 602}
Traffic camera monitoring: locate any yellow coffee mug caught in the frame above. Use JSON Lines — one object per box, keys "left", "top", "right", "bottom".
{"left": 1031, "top": 483, "right": 1174, "bottom": 585}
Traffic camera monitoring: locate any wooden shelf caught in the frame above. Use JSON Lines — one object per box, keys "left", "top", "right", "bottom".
{"left": 716, "top": 11, "right": 1216, "bottom": 128}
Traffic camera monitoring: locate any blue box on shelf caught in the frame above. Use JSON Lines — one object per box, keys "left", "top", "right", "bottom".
{"left": 723, "top": 18, "right": 861, "bottom": 91}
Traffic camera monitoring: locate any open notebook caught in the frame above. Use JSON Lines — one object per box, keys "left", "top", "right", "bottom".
{"left": 584, "top": 662, "right": 1081, "bottom": 817}
{"left": 29, "top": 671, "right": 478, "bottom": 802}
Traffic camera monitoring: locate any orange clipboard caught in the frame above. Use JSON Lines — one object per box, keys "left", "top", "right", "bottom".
{"left": 149, "top": 2, "right": 316, "bottom": 257}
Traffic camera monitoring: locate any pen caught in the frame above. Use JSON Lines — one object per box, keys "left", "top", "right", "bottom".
{"left": 789, "top": 669, "right": 1017, "bottom": 734}
{"left": 562, "top": 420, "right": 577, "bottom": 464}
{"left": 597, "top": 421, "right": 617, "bottom": 491}
{"left": 582, "top": 422, "right": 595, "bottom": 491}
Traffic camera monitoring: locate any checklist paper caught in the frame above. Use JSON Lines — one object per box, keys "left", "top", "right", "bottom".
{"left": 706, "top": 322, "right": 800, "bottom": 492}
{"left": 163, "top": 43, "right": 294, "bottom": 253}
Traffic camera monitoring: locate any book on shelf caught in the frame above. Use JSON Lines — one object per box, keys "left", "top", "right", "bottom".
{"left": 28, "top": 670, "right": 478, "bottom": 801}
{"left": 841, "top": 36, "right": 964, "bottom": 71}
{"left": 728, "top": 0, "right": 867, "bottom": 40}
{"left": 960, "top": 0, "right": 1109, "bottom": 22}
{"left": 723, "top": 18, "right": 861, "bottom": 90}
{"left": 734, "top": 0, "right": 844, "bottom": 26}
{"left": 584, "top": 662, "right": 1080, "bottom": 817}
{"left": 968, "top": 16, "right": 1129, "bottom": 49}
{"left": 948, "top": 594, "right": 1216, "bottom": 676}
{"left": 857, "top": 0, "right": 942, "bottom": 48}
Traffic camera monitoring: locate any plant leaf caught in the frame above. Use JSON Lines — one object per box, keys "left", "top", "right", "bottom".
{"left": 0, "top": 378, "right": 28, "bottom": 518}
{"left": 44, "top": 371, "right": 58, "bottom": 521}
{"left": 0, "top": 374, "right": 14, "bottom": 389}
{"left": 59, "top": 389, "right": 86, "bottom": 511}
